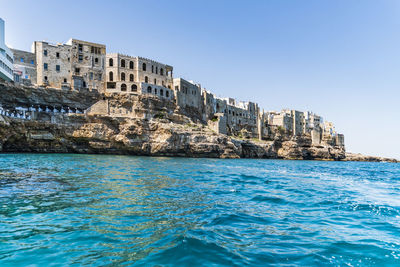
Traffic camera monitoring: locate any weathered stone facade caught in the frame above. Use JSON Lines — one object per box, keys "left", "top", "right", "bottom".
{"left": 173, "top": 78, "right": 202, "bottom": 109}
{"left": 105, "top": 53, "right": 174, "bottom": 100}
{"left": 34, "top": 39, "right": 105, "bottom": 92}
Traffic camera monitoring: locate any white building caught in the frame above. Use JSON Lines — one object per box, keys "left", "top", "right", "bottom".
{"left": 0, "top": 18, "right": 13, "bottom": 82}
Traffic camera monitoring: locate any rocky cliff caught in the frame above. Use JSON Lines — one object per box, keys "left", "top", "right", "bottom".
{"left": 0, "top": 82, "right": 394, "bottom": 162}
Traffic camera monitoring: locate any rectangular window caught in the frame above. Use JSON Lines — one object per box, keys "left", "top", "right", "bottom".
{"left": 44, "top": 50, "right": 48, "bottom": 56}
{"left": 44, "top": 63, "right": 48, "bottom": 70}
{"left": 89, "top": 72, "right": 93, "bottom": 80}
{"left": 30, "top": 60, "right": 34, "bottom": 65}
{"left": 75, "top": 68, "right": 80, "bottom": 75}
{"left": 78, "top": 44, "right": 83, "bottom": 52}
{"left": 78, "top": 55, "right": 83, "bottom": 62}
{"left": 56, "top": 52, "right": 60, "bottom": 58}
{"left": 20, "top": 58, "right": 24, "bottom": 63}
{"left": 56, "top": 65, "right": 60, "bottom": 72}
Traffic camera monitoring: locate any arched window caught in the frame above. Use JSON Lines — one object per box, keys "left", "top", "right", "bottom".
{"left": 147, "top": 86, "right": 152, "bottom": 93}
{"left": 121, "top": 72, "right": 125, "bottom": 81}
{"left": 129, "top": 74, "right": 134, "bottom": 82}
{"left": 160, "top": 89, "right": 164, "bottom": 96}
{"left": 145, "top": 76, "right": 148, "bottom": 83}
{"left": 131, "top": 84, "right": 137, "bottom": 92}
{"left": 142, "top": 63, "right": 146, "bottom": 71}
{"left": 109, "top": 71, "right": 113, "bottom": 81}
{"left": 109, "top": 58, "right": 113, "bottom": 67}
{"left": 121, "top": 59, "right": 126, "bottom": 68}
{"left": 160, "top": 68, "right": 164, "bottom": 76}
{"left": 154, "top": 78, "right": 157, "bottom": 85}
{"left": 121, "top": 83, "right": 127, "bottom": 91}
{"left": 129, "top": 61, "right": 134, "bottom": 69}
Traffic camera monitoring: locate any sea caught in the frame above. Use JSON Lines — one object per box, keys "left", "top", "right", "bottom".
{"left": 0, "top": 154, "right": 399, "bottom": 266}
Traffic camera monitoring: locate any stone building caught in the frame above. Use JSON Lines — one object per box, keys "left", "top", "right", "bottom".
{"left": 202, "top": 89, "right": 216, "bottom": 121}
{"left": 0, "top": 18, "right": 13, "bottom": 82}
{"left": 267, "top": 111, "right": 293, "bottom": 133}
{"left": 304, "top": 111, "right": 322, "bottom": 133}
{"left": 173, "top": 78, "right": 202, "bottom": 109}
{"left": 34, "top": 38, "right": 106, "bottom": 91}
{"left": 282, "top": 109, "right": 305, "bottom": 135}
{"left": 105, "top": 53, "right": 174, "bottom": 100}
{"left": 11, "top": 48, "right": 36, "bottom": 85}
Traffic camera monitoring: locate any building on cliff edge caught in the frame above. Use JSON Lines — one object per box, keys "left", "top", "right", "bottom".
{"left": 0, "top": 18, "right": 13, "bottom": 82}
{"left": 2, "top": 17, "right": 345, "bottom": 148}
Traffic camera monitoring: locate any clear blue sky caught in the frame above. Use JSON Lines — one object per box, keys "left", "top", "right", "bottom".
{"left": 1, "top": 0, "right": 400, "bottom": 159}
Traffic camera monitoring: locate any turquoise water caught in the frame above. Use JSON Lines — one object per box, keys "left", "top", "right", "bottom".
{"left": 0, "top": 154, "right": 400, "bottom": 266}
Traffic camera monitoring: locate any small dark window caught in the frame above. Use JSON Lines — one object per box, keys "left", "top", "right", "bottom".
{"left": 44, "top": 63, "right": 48, "bottom": 70}
{"left": 160, "top": 89, "right": 164, "bottom": 96}
{"left": 160, "top": 68, "right": 164, "bottom": 76}
{"left": 129, "top": 74, "right": 134, "bottom": 82}
{"left": 154, "top": 78, "right": 157, "bottom": 84}
{"left": 166, "top": 91, "right": 169, "bottom": 97}
{"left": 156, "top": 67, "right": 158, "bottom": 74}
{"left": 151, "top": 65, "right": 154, "bottom": 73}
{"left": 56, "top": 65, "right": 60, "bottom": 71}
{"left": 44, "top": 76, "right": 48, "bottom": 81}
{"left": 131, "top": 84, "right": 137, "bottom": 92}
{"left": 147, "top": 86, "right": 152, "bottom": 93}
{"left": 155, "top": 88, "right": 157, "bottom": 94}
{"left": 129, "top": 61, "right": 134, "bottom": 69}
{"left": 78, "top": 44, "right": 83, "bottom": 52}
{"left": 64, "top": 78, "right": 67, "bottom": 83}
{"left": 142, "top": 63, "right": 146, "bottom": 71}
{"left": 109, "top": 71, "right": 113, "bottom": 81}
{"left": 121, "top": 83, "right": 127, "bottom": 91}
{"left": 44, "top": 50, "right": 48, "bottom": 56}
{"left": 121, "top": 72, "right": 125, "bottom": 81}
{"left": 145, "top": 76, "right": 148, "bottom": 83}
{"left": 121, "top": 59, "right": 126, "bottom": 68}
{"left": 109, "top": 58, "right": 113, "bottom": 66}
{"left": 75, "top": 68, "right": 80, "bottom": 74}
{"left": 78, "top": 54, "right": 83, "bottom": 61}
{"left": 56, "top": 52, "right": 60, "bottom": 58}
{"left": 107, "top": 82, "right": 116, "bottom": 89}
{"left": 95, "top": 57, "right": 99, "bottom": 64}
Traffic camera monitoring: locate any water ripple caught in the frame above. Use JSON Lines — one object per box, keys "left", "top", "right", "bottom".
{"left": 0, "top": 154, "right": 399, "bottom": 266}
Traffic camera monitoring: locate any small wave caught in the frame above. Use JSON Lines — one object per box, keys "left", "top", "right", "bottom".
{"left": 142, "top": 236, "right": 246, "bottom": 266}
{"left": 251, "top": 195, "right": 287, "bottom": 204}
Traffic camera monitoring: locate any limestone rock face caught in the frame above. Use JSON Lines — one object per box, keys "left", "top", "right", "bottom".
{"left": 0, "top": 114, "right": 347, "bottom": 160}
{"left": 0, "top": 82, "right": 394, "bottom": 162}
{"left": 344, "top": 153, "right": 399, "bottom": 163}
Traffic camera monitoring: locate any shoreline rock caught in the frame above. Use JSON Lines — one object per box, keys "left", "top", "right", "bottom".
{"left": 0, "top": 82, "right": 396, "bottom": 163}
